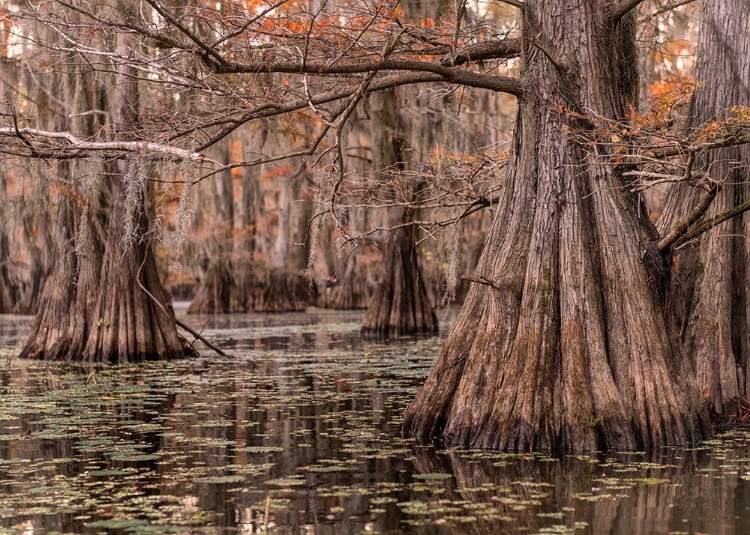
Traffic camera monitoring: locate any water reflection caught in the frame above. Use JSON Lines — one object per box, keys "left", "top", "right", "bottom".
{"left": 1, "top": 310, "right": 750, "bottom": 533}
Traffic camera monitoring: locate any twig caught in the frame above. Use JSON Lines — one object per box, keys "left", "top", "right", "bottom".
{"left": 461, "top": 272, "right": 505, "bottom": 290}
{"left": 263, "top": 495, "right": 271, "bottom": 534}
{"left": 645, "top": 0, "right": 696, "bottom": 19}
{"left": 175, "top": 318, "right": 229, "bottom": 357}
{"left": 142, "top": 0, "right": 226, "bottom": 66}
{"left": 524, "top": 34, "right": 563, "bottom": 72}
{"left": 450, "top": 0, "right": 467, "bottom": 66}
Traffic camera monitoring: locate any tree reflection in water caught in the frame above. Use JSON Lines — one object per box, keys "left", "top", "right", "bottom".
{"left": 0, "top": 310, "right": 750, "bottom": 534}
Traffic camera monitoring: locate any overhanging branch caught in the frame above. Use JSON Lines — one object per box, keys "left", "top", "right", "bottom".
{"left": 647, "top": 132, "right": 750, "bottom": 159}
{"left": 213, "top": 58, "right": 524, "bottom": 97}
{"left": 613, "top": 0, "right": 647, "bottom": 21}
{"left": 0, "top": 127, "right": 208, "bottom": 163}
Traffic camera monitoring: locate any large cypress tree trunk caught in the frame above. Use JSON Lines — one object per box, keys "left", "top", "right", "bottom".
{"left": 360, "top": 0, "right": 446, "bottom": 335}
{"left": 20, "top": 15, "right": 188, "bottom": 362}
{"left": 403, "top": 1, "right": 709, "bottom": 451}
{"left": 657, "top": 0, "right": 750, "bottom": 412}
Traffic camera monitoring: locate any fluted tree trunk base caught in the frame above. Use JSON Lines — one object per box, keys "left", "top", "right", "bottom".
{"left": 361, "top": 227, "right": 438, "bottom": 337}
{"left": 403, "top": 0, "right": 709, "bottom": 451}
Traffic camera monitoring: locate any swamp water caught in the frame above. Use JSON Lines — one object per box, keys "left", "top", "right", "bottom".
{"left": 0, "top": 309, "right": 750, "bottom": 534}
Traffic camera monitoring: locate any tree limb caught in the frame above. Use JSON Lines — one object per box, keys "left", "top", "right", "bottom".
{"left": 645, "top": 0, "right": 696, "bottom": 19}
{"left": 613, "top": 0, "right": 647, "bottom": 21}
{"left": 647, "top": 132, "right": 750, "bottom": 158}
{"left": 190, "top": 70, "right": 518, "bottom": 152}
{"left": 175, "top": 318, "right": 229, "bottom": 357}
{"left": 439, "top": 38, "right": 521, "bottom": 66}
{"left": 0, "top": 127, "right": 208, "bottom": 162}
{"left": 674, "top": 199, "right": 750, "bottom": 248}
{"left": 658, "top": 183, "right": 719, "bottom": 252}
{"left": 461, "top": 272, "right": 505, "bottom": 290}
{"left": 212, "top": 58, "right": 524, "bottom": 97}
{"left": 142, "top": 0, "right": 227, "bottom": 67}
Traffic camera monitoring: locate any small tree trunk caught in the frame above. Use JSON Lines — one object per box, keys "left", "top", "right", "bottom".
{"left": 657, "top": 0, "right": 750, "bottom": 412}
{"left": 15, "top": 204, "right": 50, "bottom": 314}
{"left": 0, "top": 61, "right": 21, "bottom": 312}
{"left": 403, "top": 2, "right": 708, "bottom": 451}
{"left": 188, "top": 261, "right": 237, "bottom": 314}
{"left": 248, "top": 268, "right": 313, "bottom": 312}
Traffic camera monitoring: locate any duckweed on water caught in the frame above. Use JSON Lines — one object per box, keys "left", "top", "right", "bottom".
{"left": 2, "top": 311, "right": 750, "bottom": 533}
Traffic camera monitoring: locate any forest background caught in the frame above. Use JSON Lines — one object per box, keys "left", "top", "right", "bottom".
{"left": 1, "top": 0, "right": 749, "bottom": 451}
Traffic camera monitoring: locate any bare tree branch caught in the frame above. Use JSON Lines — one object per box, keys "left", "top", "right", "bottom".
{"left": 674, "top": 199, "right": 750, "bottom": 248}
{"left": 439, "top": 38, "right": 521, "bottom": 66}
{"left": 613, "top": 0, "right": 647, "bottom": 21}
{"left": 0, "top": 127, "right": 209, "bottom": 163}
{"left": 141, "top": 0, "right": 227, "bottom": 67}
{"left": 499, "top": 0, "right": 525, "bottom": 9}
{"left": 211, "top": 59, "right": 524, "bottom": 96}
{"left": 646, "top": 0, "right": 696, "bottom": 19}
{"left": 658, "top": 183, "right": 719, "bottom": 252}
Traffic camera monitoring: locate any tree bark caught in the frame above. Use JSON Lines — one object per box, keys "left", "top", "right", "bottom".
{"left": 403, "top": 1, "right": 709, "bottom": 451}
{"left": 657, "top": 0, "right": 750, "bottom": 413}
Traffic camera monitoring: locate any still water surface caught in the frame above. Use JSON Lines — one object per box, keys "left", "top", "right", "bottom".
{"left": 1, "top": 309, "right": 750, "bottom": 534}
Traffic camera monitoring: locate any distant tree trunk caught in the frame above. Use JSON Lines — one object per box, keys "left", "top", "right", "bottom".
{"left": 16, "top": 200, "right": 51, "bottom": 314}
{"left": 319, "top": 126, "right": 374, "bottom": 311}
{"left": 362, "top": 222, "right": 438, "bottom": 336}
{"left": 322, "top": 252, "right": 370, "bottom": 309}
{"left": 0, "top": 57, "right": 21, "bottom": 312}
{"left": 258, "top": 163, "right": 314, "bottom": 312}
{"left": 20, "top": 17, "right": 188, "bottom": 362}
{"left": 273, "top": 164, "right": 313, "bottom": 272}
{"left": 0, "top": 226, "right": 18, "bottom": 312}
{"left": 188, "top": 139, "right": 238, "bottom": 314}
{"left": 404, "top": 2, "right": 708, "bottom": 450}
{"left": 232, "top": 165, "right": 265, "bottom": 310}
{"left": 360, "top": 0, "right": 446, "bottom": 333}
{"left": 360, "top": 90, "right": 438, "bottom": 336}
{"left": 189, "top": 137, "right": 315, "bottom": 314}
{"left": 657, "top": 0, "right": 750, "bottom": 412}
